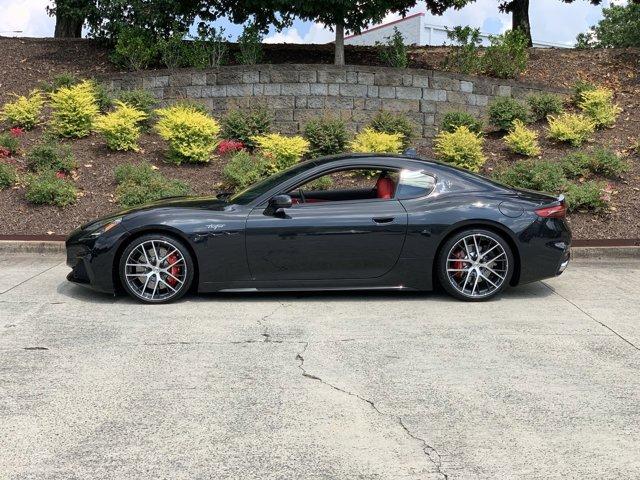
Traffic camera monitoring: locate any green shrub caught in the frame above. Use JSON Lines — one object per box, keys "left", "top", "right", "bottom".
{"left": 252, "top": 133, "right": 310, "bottom": 172}
{"left": 577, "top": 88, "right": 621, "bottom": 128}
{"left": 159, "top": 30, "right": 189, "bottom": 69}
{"left": 0, "top": 163, "right": 18, "bottom": 189}
{"left": 559, "top": 152, "right": 591, "bottom": 178}
{"left": 236, "top": 23, "right": 263, "bottom": 65}
{"left": 303, "top": 117, "right": 349, "bottom": 157}
{"left": 111, "top": 27, "right": 159, "bottom": 71}
{"left": 307, "top": 175, "right": 333, "bottom": 191}
{"left": 443, "top": 26, "right": 482, "bottom": 74}
{"left": 368, "top": 111, "right": 414, "bottom": 149}
{"left": 586, "top": 147, "right": 629, "bottom": 177}
{"left": 49, "top": 80, "right": 100, "bottom": 138}
{"left": 434, "top": 126, "right": 486, "bottom": 172}
{"left": 40, "top": 73, "right": 80, "bottom": 93}
{"left": 482, "top": 29, "right": 528, "bottom": 79}
{"left": 94, "top": 101, "right": 147, "bottom": 151}
{"left": 222, "top": 150, "right": 269, "bottom": 190}
{"left": 1, "top": 90, "right": 44, "bottom": 129}
{"left": 564, "top": 181, "right": 608, "bottom": 212}
{"left": 114, "top": 162, "right": 190, "bottom": 208}
{"left": 0, "top": 133, "right": 20, "bottom": 155}
{"left": 493, "top": 159, "right": 566, "bottom": 193}
{"left": 190, "top": 26, "right": 229, "bottom": 68}
{"left": 547, "top": 113, "right": 595, "bottom": 147}
{"left": 90, "top": 81, "right": 114, "bottom": 113}
{"left": 220, "top": 107, "right": 271, "bottom": 148}
{"left": 377, "top": 27, "right": 409, "bottom": 68}
{"left": 527, "top": 93, "right": 564, "bottom": 122}
{"left": 488, "top": 97, "right": 529, "bottom": 131}
{"left": 155, "top": 105, "right": 221, "bottom": 164}
{"left": 504, "top": 119, "right": 540, "bottom": 157}
{"left": 349, "top": 128, "right": 404, "bottom": 154}
{"left": 440, "top": 111, "right": 483, "bottom": 135}
{"left": 117, "top": 89, "right": 157, "bottom": 117}
{"left": 572, "top": 80, "right": 597, "bottom": 105}
{"left": 26, "top": 141, "right": 76, "bottom": 173}
{"left": 25, "top": 171, "right": 77, "bottom": 207}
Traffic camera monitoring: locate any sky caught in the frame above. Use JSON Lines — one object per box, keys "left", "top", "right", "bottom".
{"left": 0, "top": 0, "right": 622, "bottom": 46}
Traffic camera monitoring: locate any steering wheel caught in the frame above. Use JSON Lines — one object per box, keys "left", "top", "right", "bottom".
{"left": 298, "top": 188, "right": 306, "bottom": 204}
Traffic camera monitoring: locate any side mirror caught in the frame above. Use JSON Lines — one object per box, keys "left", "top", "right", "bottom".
{"left": 265, "top": 194, "right": 292, "bottom": 217}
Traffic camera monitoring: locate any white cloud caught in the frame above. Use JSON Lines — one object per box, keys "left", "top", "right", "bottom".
{"left": 264, "top": 23, "right": 334, "bottom": 44}
{"left": 0, "top": 0, "right": 54, "bottom": 37}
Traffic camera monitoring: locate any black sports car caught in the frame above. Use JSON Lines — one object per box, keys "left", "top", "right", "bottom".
{"left": 66, "top": 154, "right": 571, "bottom": 303}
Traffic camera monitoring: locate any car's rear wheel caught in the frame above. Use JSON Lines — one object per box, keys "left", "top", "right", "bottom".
{"left": 119, "top": 234, "right": 194, "bottom": 304}
{"left": 437, "top": 229, "right": 513, "bottom": 301}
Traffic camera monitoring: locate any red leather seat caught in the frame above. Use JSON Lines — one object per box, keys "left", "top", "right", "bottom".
{"left": 376, "top": 176, "right": 395, "bottom": 199}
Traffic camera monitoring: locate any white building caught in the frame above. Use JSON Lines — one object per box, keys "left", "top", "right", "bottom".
{"left": 343, "top": 12, "right": 570, "bottom": 48}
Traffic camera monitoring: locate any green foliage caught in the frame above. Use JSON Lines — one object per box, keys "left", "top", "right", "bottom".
{"left": 117, "top": 89, "right": 158, "bottom": 118}
{"left": 94, "top": 101, "right": 148, "bottom": 151}
{"left": 440, "top": 111, "right": 483, "bottom": 135}
{"left": 252, "top": 133, "right": 310, "bottom": 172}
{"left": 307, "top": 175, "right": 333, "bottom": 191}
{"left": 40, "top": 72, "right": 80, "bottom": 93}
{"left": 572, "top": 80, "right": 597, "bottom": 105}
{"left": 527, "top": 93, "right": 564, "bottom": 122}
{"left": 159, "top": 30, "right": 189, "bottom": 69}
{"left": 577, "top": 88, "right": 621, "bottom": 129}
{"left": 303, "top": 117, "right": 348, "bottom": 157}
{"left": 488, "top": 97, "right": 529, "bottom": 131}
{"left": 25, "top": 171, "right": 77, "bottom": 207}
{"left": 559, "top": 149, "right": 628, "bottom": 179}
{"left": 547, "top": 113, "right": 595, "bottom": 147}
{"left": 504, "top": 119, "right": 540, "bottom": 157}
{"left": 49, "top": 80, "right": 100, "bottom": 138}
{"left": 564, "top": 181, "right": 608, "bottom": 212}
{"left": 190, "top": 26, "right": 229, "bottom": 68}
{"left": 114, "top": 162, "right": 190, "bottom": 208}
{"left": 444, "top": 26, "right": 482, "bottom": 74}
{"left": 222, "top": 150, "right": 269, "bottom": 190}
{"left": 171, "top": 99, "right": 209, "bottom": 115}
{"left": 349, "top": 128, "right": 404, "bottom": 154}
{"left": 26, "top": 140, "right": 76, "bottom": 173}
{"left": 482, "top": 29, "right": 529, "bottom": 79}
{"left": 220, "top": 107, "right": 271, "bottom": 148}
{"left": 90, "top": 81, "right": 114, "bottom": 113}
{"left": 111, "top": 27, "right": 159, "bottom": 71}
{"left": 575, "top": 3, "right": 640, "bottom": 48}
{"left": 559, "top": 152, "right": 591, "bottom": 179}
{"left": 377, "top": 27, "right": 409, "bottom": 68}
{"left": 434, "top": 126, "right": 485, "bottom": 172}
{"left": 236, "top": 22, "right": 263, "bottom": 65}
{"left": 1, "top": 90, "right": 45, "bottom": 129}
{"left": 155, "top": 105, "right": 221, "bottom": 164}
{"left": 0, "top": 133, "right": 20, "bottom": 155}
{"left": 0, "top": 163, "right": 18, "bottom": 189}
{"left": 493, "top": 159, "right": 566, "bottom": 193}
{"left": 368, "top": 111, "right": 414, "bottom": 149}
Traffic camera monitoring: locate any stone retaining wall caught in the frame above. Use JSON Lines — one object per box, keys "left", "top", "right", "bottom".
{"left": 103, "top": 64, "right": 566, "bottom": 144}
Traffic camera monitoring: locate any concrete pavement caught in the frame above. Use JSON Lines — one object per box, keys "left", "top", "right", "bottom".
{"left": 1, "top": 253, "right": 639, "bottom": 480}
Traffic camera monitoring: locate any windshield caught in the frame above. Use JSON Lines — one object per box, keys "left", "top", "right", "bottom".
{"left": 228, "top": 161, "right": 315, "bottom": 205}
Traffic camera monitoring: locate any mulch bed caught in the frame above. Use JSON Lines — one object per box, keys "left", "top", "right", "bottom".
{"left": 0, "top": 37, "right": 639, "bottom": 238}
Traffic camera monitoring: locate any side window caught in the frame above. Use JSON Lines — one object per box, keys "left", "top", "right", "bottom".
{"left": 286, "top": 167, "right": 400, "bottom": 204}
{"left": 396, "top": 170, "right": 436, "bottom": 199}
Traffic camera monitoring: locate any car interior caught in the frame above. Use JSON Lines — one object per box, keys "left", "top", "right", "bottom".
{"left": 287, "top": 168, "right": 399, "bottom": 204}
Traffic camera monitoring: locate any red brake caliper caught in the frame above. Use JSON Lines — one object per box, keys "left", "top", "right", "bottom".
{"left": 452, "top": 249, "right": 466, "bottom": 279}
{"left": 166, "top": 253, "right": 180, "bottom": 287}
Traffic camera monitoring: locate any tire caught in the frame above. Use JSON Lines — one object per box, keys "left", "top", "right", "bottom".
{"left": 119, "top": 234, "right": 194, "bottom": 304}
{"left": 436, "top": 228, "right": 514, "bottom": 302}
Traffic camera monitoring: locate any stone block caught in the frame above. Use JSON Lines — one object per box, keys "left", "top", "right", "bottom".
{"left": 447, "top": 91, "right": 470, "bottom": 104}
{"left": 274, "top": 109, "right": 294, "bottom": 121}
{"left": 422, "top": 89, "right": 447, "bottom": 102}
{"left": 495, "top": 85, "right": 512, "bottom": 97}
{"left": 402, "top": 74, "right": 413, "bottom": 86}
{"left": 460, "top": 81, "right": 474, "bottom": 93}
{"left": 358, "top": 72, "right": 375, "bottom": 85}
{"left": 262, "top": 84, "right": 282, "bottom": 96}
{"left": 327, "top": 84, "right": 339, "bottom": 96}
{"left": 325, "top": 96, "right": 353, "bottom": 109}
{"left": 192, "top": 73, "right": 207, "bottom": 86}
{"left": 242, "top": 71, "right": 259, "bottom": 83}
{"left": 206, "top": 73, "right": 217, "bottom": 85}
{"left": 281, "top": 83, "right": 310, "bottom": 96}
{"left": 295, "top": 97, "right": 307, "bottom": 108}
{"left": 378, "top": 86, "right": 396, "bottom": 99}
{"left": 201, "top": 85, "right": 226, "bottom": 97}
{"left": 367, "top": 86, "right": 379, "bottom": 97}
{"left": 374, "top": 71, "right": 403, "bottom": 86}
{"left": 339, "top": 83, "right": 368, "bottom": 97}
{"left": 226, "top": 84, "right": 253, "bottom": 96}
{"left": 274, "top": 121, "right": 299, "bottom": 135}
{"left": 270, "top": 70, "right": 299, "bottom": 83}
{"left": 310, "top": 83, "right": 328, "bottom": 96}
{"left": 431, "top": 74, "right": 460, "bottom": 91}
{"left": 155, "top": 76, "right": 169, "bottom": 87}
{"left": 299, "top": 70, "right": 317, "bottom": 83}
{"left": 381, "top": 99, "right": 418, "bottom": 112}
{"left": 396, "top": 86, "right": 422, "bottom": 100}
{"left": 412, "top": 75, "right": 430, "bottom": 88}
{"left": 185, "top": 86, "right": 203, "bottom": 98}
{"left": 420, "top": 100, "right": 437, "bottom": 113}
{"left": 346, "top": 71, "right": 358, "bottom": 84}
{"left": 217, "top": 72, "right": 243, "bottom": 85}
{"left": 266, "top": 97, "right": 295, "bottom": 109}
{"left": 307, "top": 97, "right": 325, "bottom": 109}
{"left": 365, "top": 98, "right": 382, "bottom": 110}
{"left": 317, "top": 70, "right": 347, "bottom": 84}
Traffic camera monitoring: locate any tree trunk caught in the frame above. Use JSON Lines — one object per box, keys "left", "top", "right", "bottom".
{"left": 54, "top": 14, "right": 83, "bottom": 38}
{"left": 511, "top": 0, "right": 532, "bottom": 47}
{"left": 334, "top": 22, "right": 345, "bottom": 66}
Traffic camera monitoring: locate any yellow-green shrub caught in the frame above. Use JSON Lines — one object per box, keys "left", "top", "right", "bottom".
{"left": 155, "top": 105, "right": 221, "bottom": 164}
{"left": 578, "top": 88, "right": 621, "bottom": 128}
{"left": 94, "top": 101, "right": 147, "bottom": 151}
{"left": 349, "top": 128, "right": 403, "bottom": 154}
{"left": 49, "top": 81, "right": 100, "bottom": 138}
{"left": 547, "top": 113, "right": 595, "bottom": 147}
{"left": 252, "top": 133, "right": 310, "bottom": 172}
{"left": 504, "top": 119, "right": 541, "bottom": 156}
{"left": 434, "top": 126, "right": 486, "bottom": 172}
{"left": 1, "top": 90, "right": 44, "bottom": 129}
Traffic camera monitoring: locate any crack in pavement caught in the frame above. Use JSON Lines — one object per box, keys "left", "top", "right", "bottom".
{"left": 295, "top": 342, "right": 449, "bottom": 480}
{"left": 542, "top": 281, "right": 640, "bottom": 353}
{"left": 257, "top": 302, "right": 287, "bottom": 343}
{"left": 0, "top": 261, "right": 64, "bottom": 295}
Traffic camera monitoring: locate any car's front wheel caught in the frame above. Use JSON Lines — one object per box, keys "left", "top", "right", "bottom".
{"left": 437, "top": 229, "right": 514, "bottom": 301}
{"left": 119, "top": 234, "right": 194, "bottom": 304}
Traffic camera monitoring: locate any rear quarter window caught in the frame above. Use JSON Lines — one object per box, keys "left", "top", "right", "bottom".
{"left": 396, "top": 170, "right": 436, "bottom": 199}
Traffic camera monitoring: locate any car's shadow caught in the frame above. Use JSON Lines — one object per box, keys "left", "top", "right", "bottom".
{"left": 58, "top": 280, "right": 553, "bottom": 305}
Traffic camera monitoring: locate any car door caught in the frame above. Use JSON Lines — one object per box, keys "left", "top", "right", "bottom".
{"left": 245, "top": 194, "right": 408, "bottom": 282}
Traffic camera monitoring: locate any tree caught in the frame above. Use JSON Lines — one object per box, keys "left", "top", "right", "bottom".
{"left": 47, "top": 0, "right": 96, "bottom": 38}
{"left": 576, "top": 2, "right": 640, "bottom": 48}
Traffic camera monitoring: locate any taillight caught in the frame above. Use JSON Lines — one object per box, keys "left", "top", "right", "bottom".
{"left": 535, "top": 204, "right": 566, "bottom": 219}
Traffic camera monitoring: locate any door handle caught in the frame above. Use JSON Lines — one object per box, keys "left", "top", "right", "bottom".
{"left": 372, "top": 217, "right": 394, "bottom": 224}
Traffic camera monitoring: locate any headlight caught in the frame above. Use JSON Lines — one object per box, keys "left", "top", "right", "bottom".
{"left": 86, "top": 217, "right": 122, "bottom": 238}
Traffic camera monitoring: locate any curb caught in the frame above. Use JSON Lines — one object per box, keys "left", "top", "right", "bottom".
{"left": 0, "top": 240, "right": 639, "bottom": 259}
